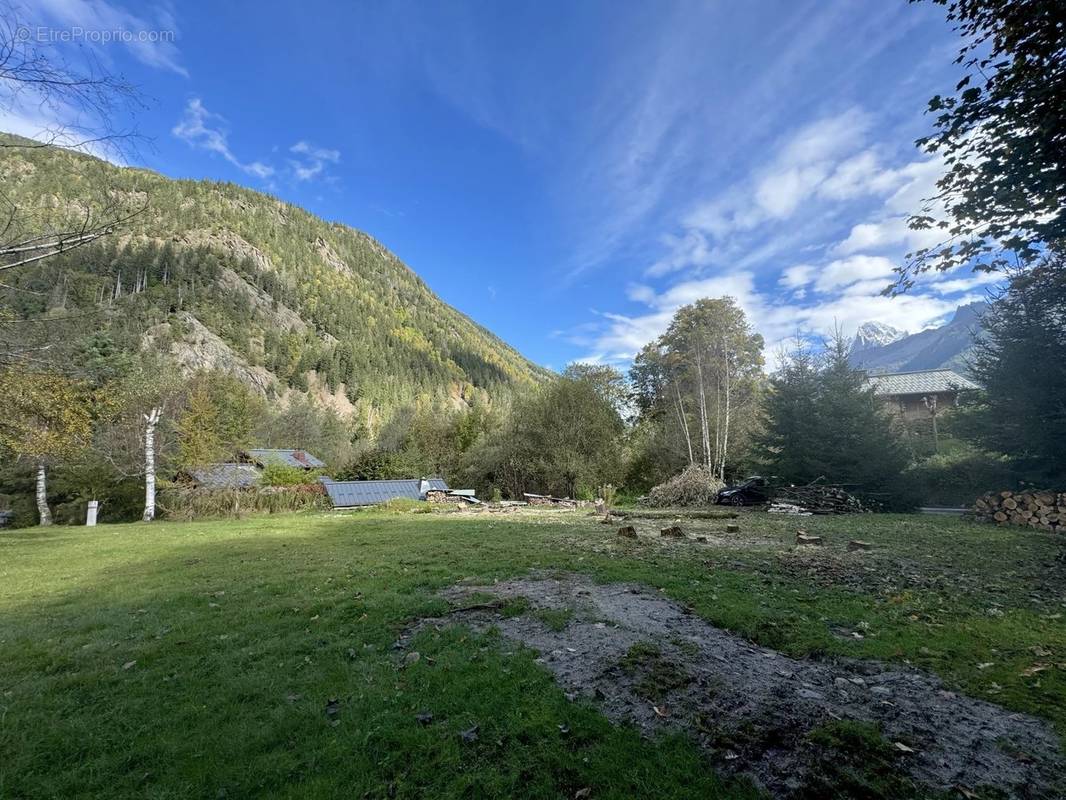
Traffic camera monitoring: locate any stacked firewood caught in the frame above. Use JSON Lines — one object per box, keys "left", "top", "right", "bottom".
{"left": 772, "top": 485, "right": 867, "bottom": 515}
{"left": 972, "top": 490, "right": 1065, "bottom": 533}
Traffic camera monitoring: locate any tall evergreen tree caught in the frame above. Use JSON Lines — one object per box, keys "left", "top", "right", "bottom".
{"left": 755, "top": 341, "right": 822, "bottom": 482}
{"left": 756, "top": 334, "right": 912, "bottom": 507}
{"left": 952, "top": 260, "right": 1066, "bottom": 486}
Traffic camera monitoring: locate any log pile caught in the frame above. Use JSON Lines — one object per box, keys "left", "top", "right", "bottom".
{"left": 772, "top": 485, "right": 866, "bottom": 515}
{"left": 972, "top": 490, "right": 1065, "bottom": 533}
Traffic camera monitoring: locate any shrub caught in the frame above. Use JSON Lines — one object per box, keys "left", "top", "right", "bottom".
{"left": 903, "top": 447, "right": 1016, "bottom": 507}
{"left": 644, "top": 465, "right": 724, "bottom": 508}
{"left": 260, "top": 462, "right": 317, "bottom": 487}
{"left": 158, "top": 484, "right": 326, "bottom": 521}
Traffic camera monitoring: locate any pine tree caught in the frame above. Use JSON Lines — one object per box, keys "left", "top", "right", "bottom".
{"left": 952, "top": 259, "right": 1066, "bottom": 486}
{"left": 756, "top": 334, "right": 912, "bottom": 507}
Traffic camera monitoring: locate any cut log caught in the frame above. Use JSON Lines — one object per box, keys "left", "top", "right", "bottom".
{"left": 848, "top": 540, "right": 873, "bottom": 552}
{"left": 796, "top": 532, "right": 822, "bottom": 546}
{"left": 972, "top": 489, "right": 1065, "bottom": 534}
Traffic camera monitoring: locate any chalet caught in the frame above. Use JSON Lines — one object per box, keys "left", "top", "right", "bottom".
{"left": 866, "top": 369, "right": 979, "bottom": 423}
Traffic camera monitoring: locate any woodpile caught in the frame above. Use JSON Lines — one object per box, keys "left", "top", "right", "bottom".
{"left": 524, "top": 493, "right": 577, "bottom": 508}
{"left": 773, "top": 485, "right": 866, "bottom": 515}
{"left": 972, "top": 490, "right": 1065, "bottom": 533}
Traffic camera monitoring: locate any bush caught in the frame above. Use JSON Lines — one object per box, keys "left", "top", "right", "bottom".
{"left": 902, "top": 448, "right": 1015, "bottom": 507}
{"left": 644, "top": 465, "right": 724, "bottom": 508}
{"left": 260, "top": 462, "right": 317, "bottom": 487}
{"left": 158, "top": 484, "right": 326, "bottom": 521}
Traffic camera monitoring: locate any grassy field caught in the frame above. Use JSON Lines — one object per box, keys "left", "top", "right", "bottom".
{"left": 1, "top": 508, "right": 1064, "bottom": 798}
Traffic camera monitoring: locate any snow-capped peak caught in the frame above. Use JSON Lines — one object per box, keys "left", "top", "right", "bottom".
{"left": 853, "top": 321, "right": 907, "bottom": 349}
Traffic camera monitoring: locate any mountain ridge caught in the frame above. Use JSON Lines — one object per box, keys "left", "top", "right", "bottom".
{"left": 0, "top": 133, "right": 550, "bottom": 421}
{"left": 849, "top": 301, "right": 986, "bottom": 375}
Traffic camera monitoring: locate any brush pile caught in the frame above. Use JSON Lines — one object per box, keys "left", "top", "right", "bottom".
{"left": 644, "top": 465, "right": 724, "bottom": 508}
{"left": 972, "top": 490, "right": 1065, "bottom": 533}
{"left": 772, "top": 485, "right": 866, "bottom": 515}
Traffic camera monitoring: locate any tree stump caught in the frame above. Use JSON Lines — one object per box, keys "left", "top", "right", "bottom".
{"left": 660, "top": 525, "right": 685, "bottom": 538}
{"left": 617, "top": 526, "right": 637, "bottom": 539}
{"left": 725, "top": 523, "right": 740, "bottom": 533}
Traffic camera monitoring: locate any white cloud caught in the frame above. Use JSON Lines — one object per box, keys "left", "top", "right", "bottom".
{"left": 173, "top": 98, "right": 275, "bottom": 179}
{"left": 580, "top": 269, "right": 974, "bottom": 371}
{"left": 814, "top": 255, "right": 897, "bottom": 293}
{"left": 779, "top": 264, "right": 815, "bottom": 289}
{"left": 34, "top": 0, "right": 187, "bottom": 76}
{"left": 172, "top": 101, "right": 343, "bottom": 186}
{"left": 289, "top": 140, "right": 340, "bottom": 181}
{"left": 647, "top": 108, "right": 919, "bottom": 282}
{"left": 833, "top": 158, "right": 946, "bottom": 256}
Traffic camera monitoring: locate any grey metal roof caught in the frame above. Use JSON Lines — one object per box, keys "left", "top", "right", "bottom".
{"left": 867, "top": 369, "right": 979, "bottom": 396}
{"left": 245, "top": 449, "right": 325, "bottom": 469}
{"left": 186, "top": 463, "right": 262, "bottom": 489}
{"left": 320, "top": 477, "right": 449, "bottom": 507}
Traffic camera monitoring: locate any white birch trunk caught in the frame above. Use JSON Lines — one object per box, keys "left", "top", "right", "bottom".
{"left": 720, "top": 350, "right": 732, "bottom": 483}
{"left": 142, "top": 408, "right": 161, "bottom": 522}
{"left": 714, "top": 374, "right": 722, "bottom": 473}
{"left": 695, "top": 347, "right": 712, "bottom": 468}
{"left": 673, "top": 383, "right": 695, "bottom": 465}
{"left": 36, "top": 462, "right": 52, "bottom": 526}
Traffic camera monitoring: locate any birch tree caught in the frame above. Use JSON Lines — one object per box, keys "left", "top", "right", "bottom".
{"left": 630, "top": 298, "right": 764, "bottom": 484}
{"left": 141, "top": 407, "right": 162, "bottom": 522}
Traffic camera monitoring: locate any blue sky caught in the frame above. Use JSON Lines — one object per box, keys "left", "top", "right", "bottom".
{"left": 6, "top": 0, "right": 1000, "bottom": 369}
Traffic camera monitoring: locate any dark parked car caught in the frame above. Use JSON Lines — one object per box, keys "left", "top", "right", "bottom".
{"left": 716, "top": 476, "right": 771, "bottom": 506}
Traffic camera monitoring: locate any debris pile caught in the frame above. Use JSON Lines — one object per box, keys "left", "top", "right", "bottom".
{"left": 772, "top": 485, "right": 866, "bottom": 515}
{"left": 973, "top": 490, "right": 1065, "bottom": 533}
{"left": 644, "top": 465, "right": 724, "bottom": 508}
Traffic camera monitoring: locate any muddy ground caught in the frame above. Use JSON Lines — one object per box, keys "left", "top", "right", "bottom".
{"left": 399, "top": 572, "right": 1065, "bottom": 799}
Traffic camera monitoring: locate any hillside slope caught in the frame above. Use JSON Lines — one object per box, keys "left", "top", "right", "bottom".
{"left": 0, "top": 134, "right": 548, "bottom": 419}
{"left": 848, "top": 302, "right": 986, "bottom": 374}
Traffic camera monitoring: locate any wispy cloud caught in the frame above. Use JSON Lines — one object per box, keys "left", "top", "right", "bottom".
{"left": 573, "top": 98, "right": 1000, "bottom": 371}
{"left": 172, "top": 99, "right": 342, "bottom": 186}
{"left": 172, "top": 98, "right": 274, "bottom": 179}
{"left": 289, "top": 141, "right": 340, "bottom": 181}
{"left": 33, "top": 0, "right": 187, "bottom": 76}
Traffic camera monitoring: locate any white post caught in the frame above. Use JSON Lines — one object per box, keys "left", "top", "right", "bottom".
{"left": 142, "top": 407, "right": 162, "bottom": 522}
{"left": 36, "top": 462, "right": 52, "bottom": 526}
{"left": 86, "top": 500, "right": 99, "bottom": 526}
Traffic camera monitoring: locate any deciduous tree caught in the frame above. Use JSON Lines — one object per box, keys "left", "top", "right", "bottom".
{"left": 0, "top": 367, "right": 91, "bottom": 524}
{"left": 899, "top": 0, "right": 1065, "bottom": 288}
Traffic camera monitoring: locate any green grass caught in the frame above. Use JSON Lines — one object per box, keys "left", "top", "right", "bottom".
{"left": 1, "top": 510, "right": 1064, "bottom": 798}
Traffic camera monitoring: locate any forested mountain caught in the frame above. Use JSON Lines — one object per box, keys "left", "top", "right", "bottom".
{"left": 848, "top": 302, "right": 986, "bottom": 375}
{"left": 0, "top": 133, "right": 548, "bottom": 425}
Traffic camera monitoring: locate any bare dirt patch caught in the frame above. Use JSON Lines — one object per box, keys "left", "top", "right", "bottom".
{"left": 400, "top": 573, "right": 1064, "bottom": 799}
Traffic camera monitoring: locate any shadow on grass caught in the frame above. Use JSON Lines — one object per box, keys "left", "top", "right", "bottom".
{"left": 0, "top": 513, "right": 766, "bottom": 800}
